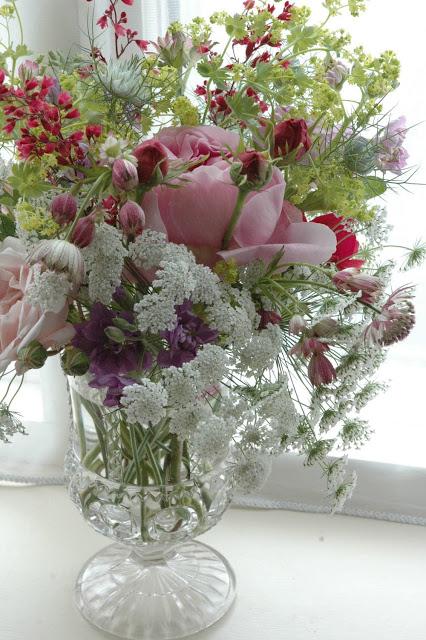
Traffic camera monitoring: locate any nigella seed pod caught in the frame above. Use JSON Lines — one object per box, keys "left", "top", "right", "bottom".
{"left": 61, "top": 346, "right": 90, "bottom": 376}
{"left": 71, "top": 215, "right": 95, "bottom": 248}
{"left": 119, "top": 201, "right": 145, "bottom": 237}
{"left": 343, "top": 136, "right": 377, "bottom": 175}
{"left": 50, "top": 193, "right": 78, "bottom": 226}
{"left": 16, "top": 340, "right": 48, "bottom": 374}
{"left": 112, "top": 158, "right": 139, "bottom": 192}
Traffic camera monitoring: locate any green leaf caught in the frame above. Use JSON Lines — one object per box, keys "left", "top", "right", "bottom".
{"left": 362, "top": 176, "right": 387, "bottom": 199}
{"left": 0, "top": 214, "right": 16, "bottom": 241}
{"left": 227, "top": 92, "right": 260, "bottom": 121}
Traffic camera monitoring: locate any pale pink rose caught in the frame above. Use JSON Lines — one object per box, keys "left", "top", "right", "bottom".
{"left": 143, "top": 160, "right": 286, "bottom": 265}
{"left": 0, "top": 237, "right": 75, "bottom": 371}
{"left": 155, "top": 125, "right": 240, "bottom": 165}
{"left": 218, "top": 200, "right": 337, "bottom": 270}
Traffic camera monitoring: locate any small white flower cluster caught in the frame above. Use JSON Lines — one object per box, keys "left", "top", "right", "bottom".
{"left": 191, "top": 415, "right": 235, "bottom": 461}
{"left": 331, "top": 470, "right": 358, "bottom": 513}
{"left": 168, "top": 401, "right": 210, "bottom": 440}
{"left": 121, "top": 380, "right": 168, "bottom": 426}
{"left": 26, "top": 264, "right": 71, "bottom": 313}
{"left": 257, "top": 383, "right": 300, "bottom": 439}
{"left": 235, "top": 323, "right": 282, "bottom": 373}
{"left": 233, "top": 450, "right": 272, "bottom": 494}
{"left": 0, "top": 406, "right": 26, "bottom": 443}
{"left": 83, "top": 223, "right": 128, "bottom": 305}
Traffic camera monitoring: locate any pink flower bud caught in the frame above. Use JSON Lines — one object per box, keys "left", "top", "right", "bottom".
{"left": 333, "top": 268, "right": 382, "bottom": 304}
{"left": 18, "top": 59, "right": 39, "bottom": 83}
{"left": 112, "top": 158, "right": 139, "bottom": 192}
{"left": 119, "top": 201, "right": 145, "bottom": 237}
{"left": 259, "top": 309, "right": 282, "bottom": 330}
{"left": 132, "top": 140, "right": 169, "bottom": 184}
{"left": 308, "top": 352, "right": 337, "bottom": 387}
{"left": 238, "top": 151, "right": 272, "bottom": 188}
{"left": 71, "top": 215, "right": 95, "bottom": 248}
{"left": 50, "top": 193, "right": 77, "bottom": 226}
{"left": 289, "top": 314, "right": 306, "bottom": 334}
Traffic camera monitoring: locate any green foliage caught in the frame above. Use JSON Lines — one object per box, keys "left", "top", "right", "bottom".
{"left": 8, "top": 163, "right": 51, "bottom": 199}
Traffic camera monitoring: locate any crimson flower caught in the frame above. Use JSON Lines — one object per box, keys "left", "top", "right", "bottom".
{"left": 273, "top": 118, "right": 312, "bottom": 160}
{"left": 312, "top": 213, "right": 364, "bottom": 270}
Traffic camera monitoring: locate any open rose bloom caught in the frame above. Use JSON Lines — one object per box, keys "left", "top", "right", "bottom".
{"left": 0, "top": 0, "right": 418, "bottom": 527}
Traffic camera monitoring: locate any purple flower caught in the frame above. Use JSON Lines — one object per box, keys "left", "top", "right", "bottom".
{"left": 73, "top": 303, "right": 139, "bottom": 375}
{"left": 89, "top": 373, "right": 136, "bottom": 407}
{"left": 377, "top": 117, "right": 409, "bottom": 175}
{"left": 157, "top": 301, "right": 218, "bottom": 368}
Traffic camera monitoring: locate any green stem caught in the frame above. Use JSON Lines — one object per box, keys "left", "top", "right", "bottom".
{"left": 221, "top": 190, "right": 248, "bottom": 250}
{"left": 129, "top": 424, "right": 143, "bottom": 486}
{"left": 65, "top": 172, "right": 109, "bottom": 239}
{"left": 169, "top": 435, "right": 182, "bottom": 485}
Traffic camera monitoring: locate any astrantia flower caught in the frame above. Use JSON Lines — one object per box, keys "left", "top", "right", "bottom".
{"left": 333, "top": 268, "right": 382, "bottom": 304}
{"left": 364, "top": 286, "right": 415, "bottom": 346}
{"left": 29, "top": 239, "right": 85, "bottom": 286}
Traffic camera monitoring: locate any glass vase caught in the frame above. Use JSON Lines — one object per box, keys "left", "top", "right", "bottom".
{"left": 66, "top": 379, "right": 236, "bottom": 640}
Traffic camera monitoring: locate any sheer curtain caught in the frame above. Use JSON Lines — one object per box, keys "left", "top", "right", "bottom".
{"left": 2, "top": 0, "right": 425, "bottom": 524}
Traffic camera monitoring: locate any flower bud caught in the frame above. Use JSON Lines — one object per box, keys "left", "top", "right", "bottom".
{"left": 16, "top": 340, "right": 48, "bottom": 374}
{"left": 308, "top": 352, "right": 337, "bottom": 387}
{"left": 61, "top": 346, "right": 90, "bottom": 376}
{"left": 325, "top": 59, "right": 348, "bottom": 89}
{"left": 50, "top": 193, "right": 77, "bottom": 226}
{"left": 343, "top": 136, "right": 377, "bottom": 175}
{"left": 289, "top": 314, "right": 306, "bottom": 334}
{"left": 71, "top": 215, "right": 95, "bottom": 248}
{"left": 333, "top": 269, "right": 382, "bottom": 303}
{"left": 232, "top": 151, "right": 272, "bottom": 191}
{"left": 312, "top": 318, "right": 338, "bottom": 338}
{"left": 118, "top": 201, "right": 145, "bottom": 237}
{"left": 273, "top": 118, "right": 312, "bottom": 160}
{"left": 104, "top": 326, "right": 126, "bottom": 344}
{"left": 18, "top": 59, "right": 39, "bottom": 83}
{"left": 112, "top": 158, "right": 139, "bottom": 192}
{"left": 259, "top": 309, "right": 282, "bottom": 330}
{"left": 132, "top": 140, "right": 169, "bottom": 184}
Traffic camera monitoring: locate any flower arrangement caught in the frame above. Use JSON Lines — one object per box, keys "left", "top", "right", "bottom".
{"left": 0, "top": 0, "right": 422, "bottom": 511}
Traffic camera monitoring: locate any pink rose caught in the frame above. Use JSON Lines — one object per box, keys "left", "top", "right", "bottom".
{"left": 0, "top": 237, "right": 75, "bottom": 371}
{"left": 155, "top": 125, "right": 240, "bottom": 165}
{"left": 218, "top": 200, "right": 337, "bottom": 269}
{"left": 143, "top": 160, "right": 286, "bottom": 265}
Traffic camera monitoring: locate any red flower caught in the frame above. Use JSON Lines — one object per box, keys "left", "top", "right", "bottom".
{"left": 86, "top": 124, "right": 102, "bottom": 140}
{"left": 312, "top": 213, "right": 364, "bottom": 270}
{"left": 135, "top": 39, "right": 149, "bottom": 51}
{"left": 132, "top": 140, "right": 169, "bottom": 184}
{"left": 121, "top": 0, "right": 134, "bottom": 5}
{"left": 273, "top": 118, "right": 312, "bottom": 160}
{"left": 97, "top": 15, "right": 108, "bottom": 29}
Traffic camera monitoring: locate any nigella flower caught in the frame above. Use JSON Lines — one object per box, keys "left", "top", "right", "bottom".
{"left": 364, "top": 286, "right": 415, "bottom": 346}
{"left": 157, "top": 300, "right": 218, "bottom": 368}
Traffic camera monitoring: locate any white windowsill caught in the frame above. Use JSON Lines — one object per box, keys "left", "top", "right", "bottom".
{"left": 0, "top": 485, "right": 425, "bottom": 640}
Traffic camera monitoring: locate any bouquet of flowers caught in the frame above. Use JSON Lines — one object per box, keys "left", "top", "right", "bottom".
{"left": 0, "top": 0, "right": 421, "bottom": 514}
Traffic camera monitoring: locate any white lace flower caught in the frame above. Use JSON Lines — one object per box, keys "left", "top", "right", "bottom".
{"left": 191, "top": 415, "right": 235, "bottom": 460}
{"left": 0, "top": 406, "right": 26, "bottom": 443}
{"left": 168, "top": 401, "right": 211, "bottom": 440}
{"left": 129, "top": 230, "right": 169, "bottom": 269}
{"left": 233, "top": 450, "right": 272, "bottom": 494}
{"left": 121, "top": 380, "right": 168, "bottom": 426}
{"left": 135, "top": 293, "right": 177, "bottom": 333}
{"left": 192, "top": 344, "right": 229, "bottom": 388}
{"left": 258, "top": 384, "right": 300, "bottom": 437}
{"left": 162, "top": 365, "right": 201, "bottom": 409}
{"left": 236, "top": 324, "right": 282, "bottom": 373}
{"left": 83, "top": 223, "right": 128, "bottom": 305}
{"left": 26, "top": 264, "right": 71, "bottom": 313}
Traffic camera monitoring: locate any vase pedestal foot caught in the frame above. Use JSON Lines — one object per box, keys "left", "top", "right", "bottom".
{"left": 74, "top": 540, "right": 236, "bottom": 640}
